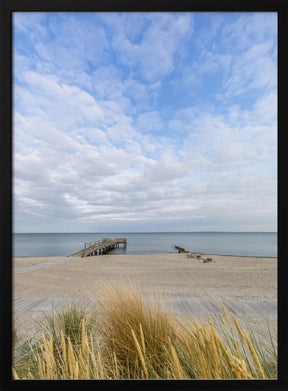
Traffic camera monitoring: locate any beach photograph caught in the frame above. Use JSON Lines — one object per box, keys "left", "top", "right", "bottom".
{"left": 10, "top": 9, "right": 278, "bottom": 382}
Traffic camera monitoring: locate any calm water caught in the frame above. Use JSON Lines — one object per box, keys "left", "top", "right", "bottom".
{"left": 13, "top": 232, "right": 277, "bottom": 258}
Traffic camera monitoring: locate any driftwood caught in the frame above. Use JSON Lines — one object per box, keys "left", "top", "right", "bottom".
{"left": 175, "top": 245, "right": 189, "bottom": 253}
{"left": 203, "top": 257, "right": 215, "bottom": 263}
{"left": 186, "top": 253, "right": 215, "bottom": 263}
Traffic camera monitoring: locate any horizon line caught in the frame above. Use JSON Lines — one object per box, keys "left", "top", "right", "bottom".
{"left": 13, "top": 231, "right": 277, "bottom": 234}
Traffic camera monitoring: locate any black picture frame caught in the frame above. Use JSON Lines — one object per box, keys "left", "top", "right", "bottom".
{"left": 1, "top": 1, "right": 287, "bottom": 390}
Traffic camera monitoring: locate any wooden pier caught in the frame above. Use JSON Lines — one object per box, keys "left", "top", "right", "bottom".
{"left": 70, "top": 238, "right": 127, "bottom": 257}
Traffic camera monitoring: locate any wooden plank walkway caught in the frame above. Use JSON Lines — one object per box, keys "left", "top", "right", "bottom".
{"left": 13, "top": 296, "right": 277, "bottom": 339}
{"left": 13, "top": 296, "right": 276, "bottom": 318}
{"left": 70, "top": 238, "right": 127, "bottom": 257}
{"left": 14, "top": 257, "right": 75, "bottom": 275}
{"left": 166, "top": 299, "right": 277, "bottom": 318}
{"left": 13, "top": 296, "right": 93, "bottom": 312}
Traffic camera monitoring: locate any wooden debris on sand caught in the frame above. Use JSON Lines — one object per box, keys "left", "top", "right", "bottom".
{"left": 176, "top": 246, "right": 215, "bottom": 263}
{"left": 186, "top": 253, "right": 215, "bottom": 263}
{"left": 175, "top": 245, "right": 189, "bottom": 253}
{"left": 203, "top": 258, "right": 214, "bottom": 263}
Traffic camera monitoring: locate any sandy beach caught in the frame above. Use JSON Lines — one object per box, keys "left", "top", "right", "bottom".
{"left": 13, "top": 252, "right": 277, "bottom": 298}
{"left": 13, "top": 252, "right": 277, "bottom": 338}
{"left": 12, "top": 252, "right": 277, "bottom": 343}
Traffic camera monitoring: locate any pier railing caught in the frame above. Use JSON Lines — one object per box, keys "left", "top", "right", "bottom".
{"left": 84, "top": 240, "right": 102, "bottom": 249}
{"left": 70, "top": 238, "right": 127, "bottom": 257}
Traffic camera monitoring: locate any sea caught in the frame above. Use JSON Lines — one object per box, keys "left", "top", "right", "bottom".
{"left": 13, "top": 232, "right": 277, "bottom": 258}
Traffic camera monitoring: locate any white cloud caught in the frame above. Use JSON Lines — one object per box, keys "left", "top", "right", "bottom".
{"left": 136, "top": 111, "right": 163, "bottom": 133}
{"left": 223, "top": 54, "right": 276, "bottom": 97}
{"left": 13, "top": 12, "right": 277, "bottom": 232}
{"left": 124, "top": 78, "right": 149, "bottom": 104}
{"left": 138, "top": 13, "right": 193, "bottom": 82}
{"left": 220, "top": 13, "right": 277, "bottom": 50}
{"left": 248, "top": 92, "right": 277, "bottom": 124}
{"left": 17, "top": 71, "right": 104, "bottom": 130}
{"left": 105, "top": 13, "right": 193, "bottom": 82}
{"left": 91, "top": 65, "right": 124, "bottom": 99}
{"left": 13, "top": 12, "right": 47, "bottom": 36}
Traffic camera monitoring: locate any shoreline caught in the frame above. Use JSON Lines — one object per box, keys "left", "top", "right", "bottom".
{"left": 14, "top": 251, "right": 277, "bottom": 259}
{"left": 13, "top": 253, "right": 277, "bottom": 270}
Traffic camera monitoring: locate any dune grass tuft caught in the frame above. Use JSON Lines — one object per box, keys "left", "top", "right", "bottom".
{"left": 97, "top": 282, "right": 176, "bottom": 378}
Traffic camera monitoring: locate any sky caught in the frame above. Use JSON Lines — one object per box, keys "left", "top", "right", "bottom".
{"left": 12, "top": 12, "right": 277, "bottom": 233}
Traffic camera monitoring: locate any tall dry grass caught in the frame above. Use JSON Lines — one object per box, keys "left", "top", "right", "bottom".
{"left": 13, "top": 284, "right": 277, "bottom": 380}
{"left": 97, "top": 282, "right": 177, "bottom": 378}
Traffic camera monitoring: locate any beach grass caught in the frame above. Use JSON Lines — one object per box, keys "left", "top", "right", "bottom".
{"left": 13, "top": 284, "right": 277, "bottom": 380}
